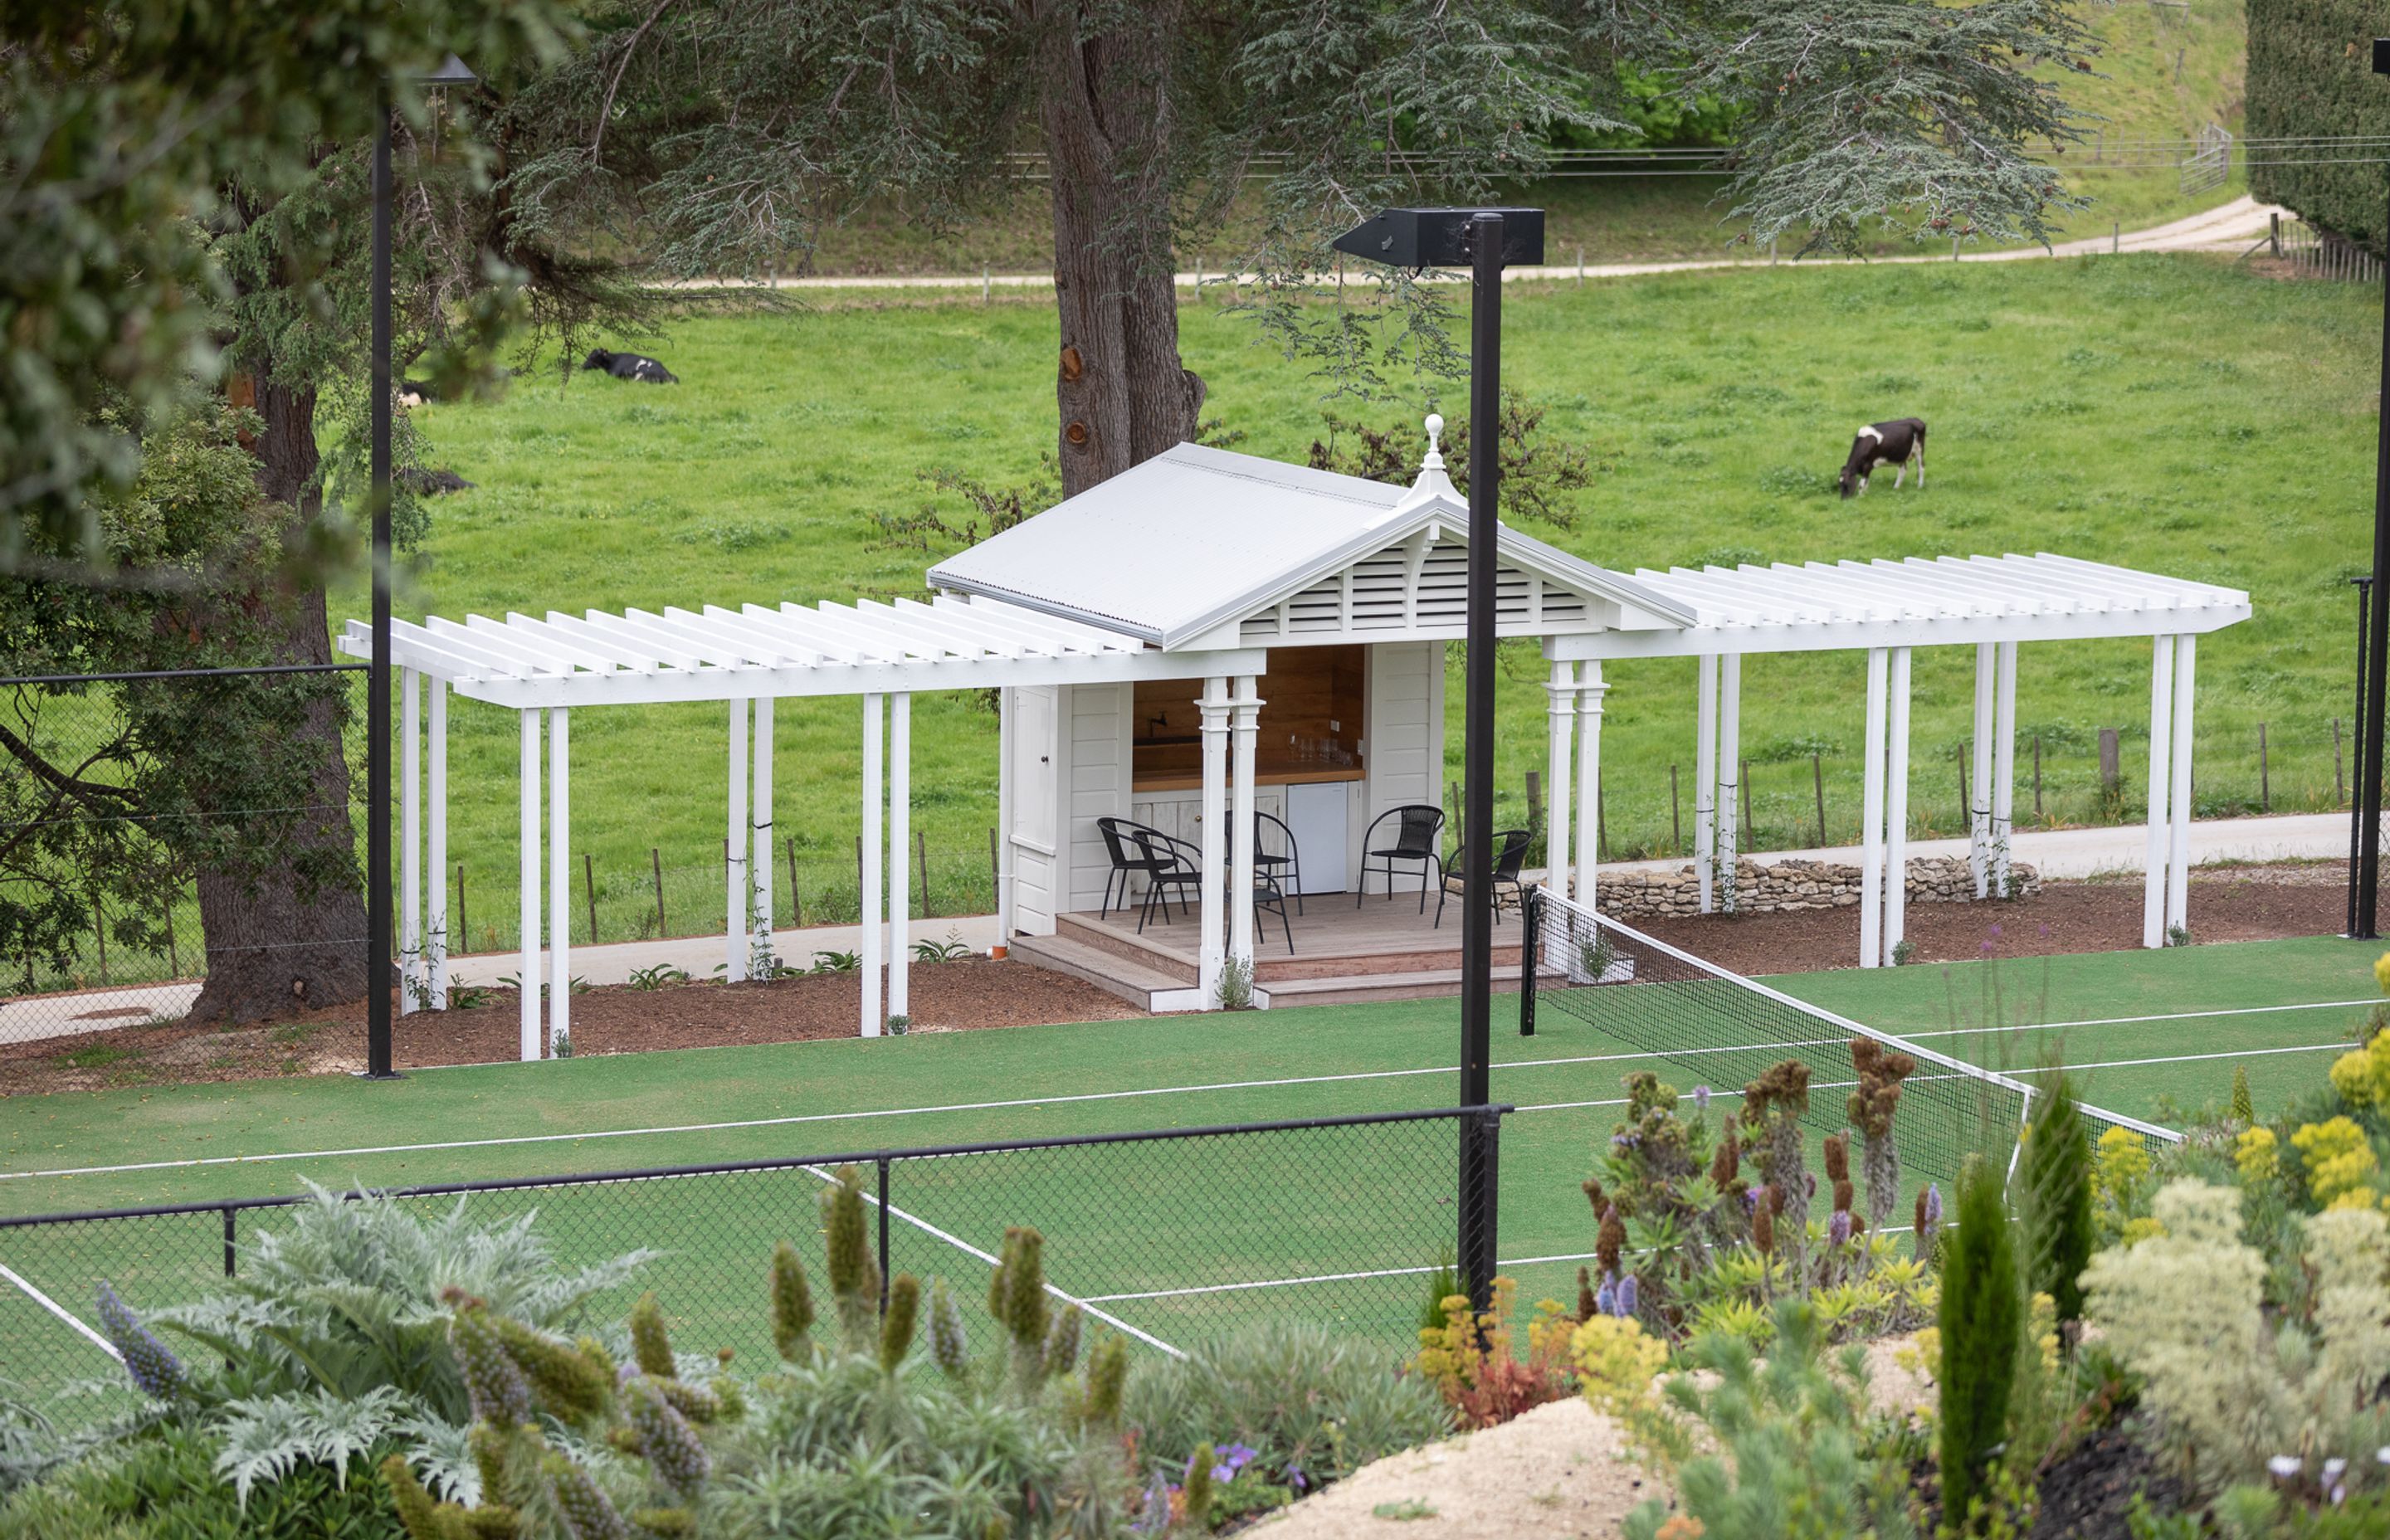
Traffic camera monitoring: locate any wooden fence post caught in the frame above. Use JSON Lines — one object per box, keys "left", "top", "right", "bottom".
{"left": 1670, "top": 764, "right": 1682, "bottom": 853}
{"left": 917, "top": 831, "right": 933, "bottom": 919}
{"left": 2098, "top": 729, "right": 2121, "bottom": 796}
{"left": 2259, "top": 722, "right": 2270, "bottom": 811}
{"left": 1525, "top": 770, "right": 1544, "bottom": 861}
{"left": 456, "top": 865, "right": 467, "bottom": 954}
{"left": 651, "top": 848, "right": 666, "bottom": 935}
{"left": 162, "top": 898, "right": 179, "bottom": 978}
{"left": 2335, "top": 717, "right": 2347, "bottom": 805}
{"left": 2032, "top": 734, "right": 2043, "bottom": 818}
{"left": 91, "top": 890, "right": 107, "bottom": 985}
{"left": 583, "top": 853, "right": 598, "bottom": 945}
{"left": 787, "top": 837, "right": 803, "bottom": 927}
{"left": 1957, "top": 743, "right": 1970, "bottom": 825}
{"left": 1739, "top": 760, "right": 1753, "bottom": 844}
{"left": 1812, "top": 753, "right": 1827, "bottom": 846}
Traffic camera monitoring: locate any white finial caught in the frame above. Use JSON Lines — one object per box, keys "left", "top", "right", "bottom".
{"left": 1422, "top": 413, "right": 1446, "bottom": 470}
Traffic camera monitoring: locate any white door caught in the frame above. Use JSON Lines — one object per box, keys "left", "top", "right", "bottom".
{"left": 1285, "top": 781, "right": 1351, "bottom": 895}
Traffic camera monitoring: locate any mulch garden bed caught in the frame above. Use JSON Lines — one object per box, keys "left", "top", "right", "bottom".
{"left": 1, "top": 865, "right": 2353, "bottom": 1097}
{"left": 0, "top": 956, "right": 1140, "bottom": 1095}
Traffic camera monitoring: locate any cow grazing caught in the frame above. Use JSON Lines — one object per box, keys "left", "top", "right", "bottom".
{"left": 581, "top": 348, "right": 679, "bottom": 384}
{"left": 397, "top": 378, "right": 438, "bottom": 407}
{"left": 1840, "top": 417, "right": 1926, "bottom": 499}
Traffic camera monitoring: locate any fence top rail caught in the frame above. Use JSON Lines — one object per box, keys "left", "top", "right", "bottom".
{"left": 0, "top": 663, "right": 367, "bottom": 688}
{"left": 0, "top": 1103, "right": 1514, "bottom": 1231}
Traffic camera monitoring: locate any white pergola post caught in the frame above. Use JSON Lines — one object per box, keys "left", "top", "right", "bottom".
{"left": 995, "top": 686, "right": 1015, "bottom": 954}
{"left": 1859, "top": 647, "right": 1889, "bottom": 968}
{"left": 518, "top": 709, "right": 540, "bottom": 1061}
{"left": 428, "top": 680, "right": 448, "bottom": 1010}
{"left": 2168, "top": 634, "right": 2196, "bottom": 934}
{"left": 1577, "top": 662, "right": 1607, "bottom": 915}
{"left": 1544, "top": 661, "right": 1576, "bottom": 914}
{"left": 1971, "top": 643, "right": 1995, "bottom": 896}
{"left": 1694, "top": 654, "right": 1717, "bottom": 912}
{"left": 400, "top": 667, "right": 421, "bottom": 1016}
{"left": 1716, "top": 654, "right": 1742, "bottom": 912}
{"left": 2142, "top": 636, "right": 2177, "bottom": 948}
{"left": 1992, "top": 641, "right": 2019, "bottom": 897}
{"left": 726, "top": 699, "right": 749, "bottom": 983}
{"left": 889, "top": 693, "right": 911, "bottom": 1022}
{"left": 1885, "top": 647, "right": 1912, "bottom": 962}
{"left": 1230, "top": 676, "right": 1261, "bottom": 971}
{"left": 754, "top": 696, "right": 775, "bottom": 974}
{"left": 548, "top": 706, "right": 571, "bottom": 1056}
{"left": 1197, "top": 676, "right": 1231, "bottom": 999}
{"left": 861, "top": 692, "right": 884, "bottom": 1036}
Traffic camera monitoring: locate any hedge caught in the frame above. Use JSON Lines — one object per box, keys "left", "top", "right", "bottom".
{"left": 2247, "top": 0, "right": 2390, "bottom": 253}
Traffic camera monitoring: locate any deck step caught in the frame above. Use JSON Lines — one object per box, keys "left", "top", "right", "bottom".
{"left": 1052, "top": 912, "right": 1202, "bottom": 983}
{"left": 1253, "top": 940, "right": 1526, "bottom": 983}
{"left": 1008, "top": 933, "right": 1189, "bottom": 1011}
{"left": 1258, "top": 967, "right": 1563, "bottom": 1010}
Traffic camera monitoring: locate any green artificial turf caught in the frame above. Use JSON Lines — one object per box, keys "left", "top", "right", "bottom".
{"left": 2, "top": 934, "right": 2368, "bottom": 1405}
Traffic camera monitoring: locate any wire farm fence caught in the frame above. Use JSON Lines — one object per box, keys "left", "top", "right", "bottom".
{"left": 2266, "top": 215, "right": 2386, "bottom": 285}
{"left": 0, "top": 665, "right": 371, "bottom": 1046}
{"left": 0, "top": 1106, "right": 1500, "bottom": 1423}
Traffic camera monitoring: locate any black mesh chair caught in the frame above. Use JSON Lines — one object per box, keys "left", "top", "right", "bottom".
{"left": 1253, "top": 811, "right": 1304, "bottom": 915}
{"left": 1358, "top": 803, "right": 1447, "bottom": 913}
{"left": 1093, "top": 816, "right": 1146, "bottom": 920}
{"left": 1253, "top": 869, "right": 1295, "bottom": 953}
{"left": 1436, "top": 827, "right": 1532, "bottom": 928}
{"left": 1125, "top": 825, "right": 1203, "bottom": 934}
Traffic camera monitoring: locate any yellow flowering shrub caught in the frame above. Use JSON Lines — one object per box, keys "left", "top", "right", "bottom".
{"left": 2292, "top": 1118, "right": 2380, "bottom": 1208}
{"left": 1895, "top": 1325, "right": 1941, "bottom": 1382}
{"left": 2329, "top": 1031, "right": 2390, "bottom": 1111}
{"left": 2119, "top": 1216, "right": 2165, "bottom": 1247}
{"left": 2096, "top": 1124, "right": 2151, "bottom": 1203}
{"left": 2233, "top": 1126, "right": 2279, "bottom": 1185}
{"left": 1573, "top": 1313, "right": 1668, "bottom": 1417}
{"left": 2373, "top": 950, "right": 2390, "bottom": 995}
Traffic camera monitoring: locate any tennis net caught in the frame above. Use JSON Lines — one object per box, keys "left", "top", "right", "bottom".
{"left": 1530, "top": 888, "right": 2180, "bottom": 1204}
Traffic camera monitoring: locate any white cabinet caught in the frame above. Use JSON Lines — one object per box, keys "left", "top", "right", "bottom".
{"left": 1283, "top": 781, "right": 1351, "bottom": 894}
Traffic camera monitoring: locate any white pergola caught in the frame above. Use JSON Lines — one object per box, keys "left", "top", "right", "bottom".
{"left": 339, "top": 597, "right": 1263, "bottom": 1056}
{"left": 1539, "top": 553, "right": 2251, "bottom": 967}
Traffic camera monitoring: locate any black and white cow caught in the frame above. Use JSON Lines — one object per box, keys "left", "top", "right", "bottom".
{"left": 580, "top": 348, "right": 680, "bottom": 384}
{"left": 1839, "top": 417, "right": 1927, "bottom": 499}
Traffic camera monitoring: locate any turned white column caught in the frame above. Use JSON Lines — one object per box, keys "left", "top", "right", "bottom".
{"left": 861, "top": 692, "right": 884, "bottom": 1036}
{"left": 1229, "top": 675, "right": 1261, "bottom": 972}
{"left": 1971, "top": 642, "right": 1995, "bottom": 896}
{"left": 2143, "top": 636, "right": 2176, "bottom": 948}
{"left": 1992, "top": 641, "right": 2019, "bottom": 897}
{"left": 2168, "top": 634, "right": 2196, "bottom": 933}
{"left": 400, "top": 667, "right": 421, "bottom": 1015}
{"left": 517, "top": 709, "right": 539, "bottom": 1061}
{"left": 754, "top": 696, "right": 775, "bottom": 974}
{"left": 548, "top": 706, "right": 570, "bottom": 1056}
{"left": 1694, "top": 654, "right": 1717, "bottom": 913}
{"left": 1577, "top": 662, "right": 1607, "bottom": 914}
{"left": 1196, "top": 677, "right": 1232, "bottom": 998}
{"left": 889, "top": 693, "right": 911, "bottom": 1022}
{"left": 1716, "top": 654, "right": 1742, "bottom": 913}
{"left": 1544, "top": 661, "right": 1576, "bottom": 910}
{"left": 1884, "top": 647, "right": 1913, "bottom": 962}
{"left": 427, "top": 680, "right": 448, "bottom": 1010}
{"left": 995, "top": 686, "right": 1016, "bottom": 952}
{"left": 1859, "top": 647, "right": 1889, "bottom": 968}
{"left": 726, "top": 699, "right": 749, "bottom": 983}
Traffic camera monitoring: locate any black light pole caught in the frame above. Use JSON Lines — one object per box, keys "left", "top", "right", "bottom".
{"left": 2357, "top": 39, "right": 2390, "bottom": 942}
{"left": 2351, "top": 575, "right": 2374, "bottom": 938}
{"left": 367, "top": 54, "right": 476, "bottom": 1080}
{"left": 1332, "top": 206, "right": 1544, "bottom": 1309}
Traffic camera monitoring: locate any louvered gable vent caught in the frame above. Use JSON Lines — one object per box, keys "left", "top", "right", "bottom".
{"left": 1239, "top": 534, "right": 1588, "bottom": 641}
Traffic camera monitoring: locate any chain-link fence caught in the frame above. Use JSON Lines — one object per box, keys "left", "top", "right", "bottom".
{"left": 0, "top": 665, "right": 371, "bottom": 1049}
{"left": 0, "top": 1104, "right": 1503, "bottom": 1422}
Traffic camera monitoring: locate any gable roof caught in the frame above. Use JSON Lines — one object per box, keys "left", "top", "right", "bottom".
{"left": 925, "top": 441, "right": 1690, "bottom": 649}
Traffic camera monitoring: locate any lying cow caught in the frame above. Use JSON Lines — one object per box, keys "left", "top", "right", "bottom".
{"left": 581, "top": 348, "right": 679, "bottom": 384}
{"left": 1839, "top": 417, "right": 1926, "bottom": 499}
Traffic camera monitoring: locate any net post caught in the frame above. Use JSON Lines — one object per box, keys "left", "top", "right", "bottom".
{"left": 876, "top": 1156, "right": 892, "bottom": 1315}
{"left": 1459, "top": 1105, "right": 1502, "bottom": 1316}
{"left": 222, "top": 1206, "right": 236, "bottom": 1278}
{"left": 1519, "top": 888, "right": 1540, "bottom": 1036}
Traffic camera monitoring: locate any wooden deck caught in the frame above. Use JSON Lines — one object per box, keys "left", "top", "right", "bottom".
{"left": 1009, "top": 888, "right": 1554, "bottom": 1011}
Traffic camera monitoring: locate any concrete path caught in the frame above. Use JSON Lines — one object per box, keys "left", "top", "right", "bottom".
{"left": 666, "top": 197, "right": 2282, "bottom": 292}
{"left": 2, "top": 810, "right": 2345, "bottom": 1045}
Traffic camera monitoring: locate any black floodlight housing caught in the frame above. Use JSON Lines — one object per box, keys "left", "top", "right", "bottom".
{"left": 2374, "top": 37, "right": 2390, "bottom": 75}
{"left": 1330, "top": 207, "right": 1545, "bottom": 269}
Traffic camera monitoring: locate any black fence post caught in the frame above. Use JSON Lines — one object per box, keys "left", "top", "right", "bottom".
{"left": 876, "top": 1157, "right": 892, "bottom": 1315}
{"left": 1459, "top": 1104, "right": 1502, "bottom": 1316}
{"left": 1518, "top": 889, "right": 1539, "bottom": 1037}
{"left": 222, "top": 1206, "right": 236, "bottom": 1277}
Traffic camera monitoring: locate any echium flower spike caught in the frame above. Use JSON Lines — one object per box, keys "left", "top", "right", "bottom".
{"left": 1085, "top": 1332, "right": 1129, "bottom": 1426}
{"left": 1044, "top": 1304, "right": 1082, "bottom": 1379}
{"left": 1830, "top": 1208, "right": 1854, "bottom": 1248}
{"left": 1613, "top": 1274, "right": 1639, "bottom": 1318}
{"left": 95, "top": 1281, "right": 187, "bottom": 1401}
{"left": 822, "top": 1167, "right": 881, "bottom": 1350}
{"left": 929, "top": 1278, "right": 970, "bottom": 1377}
{"left": 625, "top": 1378, "right": 710, "bottom": 1497}
{"left": 543, "top": 1453, "right": 632, "bottom": 1540}
{"left": 1183, "top": 1443, "right": 1217, "bottom": 1531}
{"left": 493, "top": 1316, "right": 609, "bottom": 1424}
{"left": 999, "top": 1227, "right": 1050, "bottom": 1349}
{"left": 451, "top": 1307, "right": 533, "bottom": 1427}
{"left": 628, "top": 1292, "right": 675, "bottom": 1378}
{"left": 880, "top": 1274, "right": 921, "bottom": 1374}
{"left": 769, "top": 1240, "right": 815, "bottom": 1362}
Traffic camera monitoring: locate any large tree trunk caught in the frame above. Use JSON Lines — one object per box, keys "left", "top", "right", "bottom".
{"left": 182, "top": 372, "right": 372, "bottom": 1026}
{"left": 1033, "top": 0, "right": 1204, "bottom": 497}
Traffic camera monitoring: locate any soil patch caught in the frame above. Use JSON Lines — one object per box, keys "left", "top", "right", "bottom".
{"left": 2027, "top": 1423, "right": 2188, "bottom": 1540}
{"left": 0, "top": 958, "right": 1141, "bottom": 1095}
{"left": 1627, "top": 865, "right": 2345, "bottom": 977}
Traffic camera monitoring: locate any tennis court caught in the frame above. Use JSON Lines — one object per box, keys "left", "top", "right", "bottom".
{"left": 2, "top": 928, "right": 2373, "bottom": 1411}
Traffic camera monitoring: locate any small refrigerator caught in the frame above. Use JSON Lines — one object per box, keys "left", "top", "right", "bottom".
{"left": 1284, "top": 780, "right": 1351, "bottom": 895}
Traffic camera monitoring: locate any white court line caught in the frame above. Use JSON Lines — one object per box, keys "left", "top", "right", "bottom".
{"left": 6, "top": 998, "right": 2359, "bottom": 1184}
{"left": 0, "top": 1259, "right": 123, "bottom": 1362}
{"left": 797, "top": 1163, "right": 1183, "bottom": 1359}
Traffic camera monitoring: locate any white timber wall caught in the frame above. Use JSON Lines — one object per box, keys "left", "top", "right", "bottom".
{"left": 1363, "top": 641, "right": 1445, "bottom": 891}
{"left": 1065, "top": 684, "right": 1133, "bottom": 912}
{"left": 1007, "top": 685, "right": 1061, "bottom": 935}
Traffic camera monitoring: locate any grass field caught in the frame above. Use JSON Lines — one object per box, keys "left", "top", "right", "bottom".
{"left": 2, "top": 934, "right": 2371, "bottom": 1402}
{"left": 342, "top": 249, "right": 2386, "bottom": 953}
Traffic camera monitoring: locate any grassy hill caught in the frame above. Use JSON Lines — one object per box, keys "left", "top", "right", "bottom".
{"left": 350, "top": 249, "right": 2376, "bottom": 954}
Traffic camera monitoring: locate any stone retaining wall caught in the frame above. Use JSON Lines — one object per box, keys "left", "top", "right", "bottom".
{"left": 1595, "top": 855, "right": 2041, "bottom": 919}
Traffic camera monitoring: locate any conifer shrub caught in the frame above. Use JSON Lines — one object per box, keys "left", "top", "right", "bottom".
{"left": 1938, "top": 1153, "right": 2022, "bottom": 1531}
{"left": 2020, "top": 1069, "right": 2095, "bottom": 1338}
